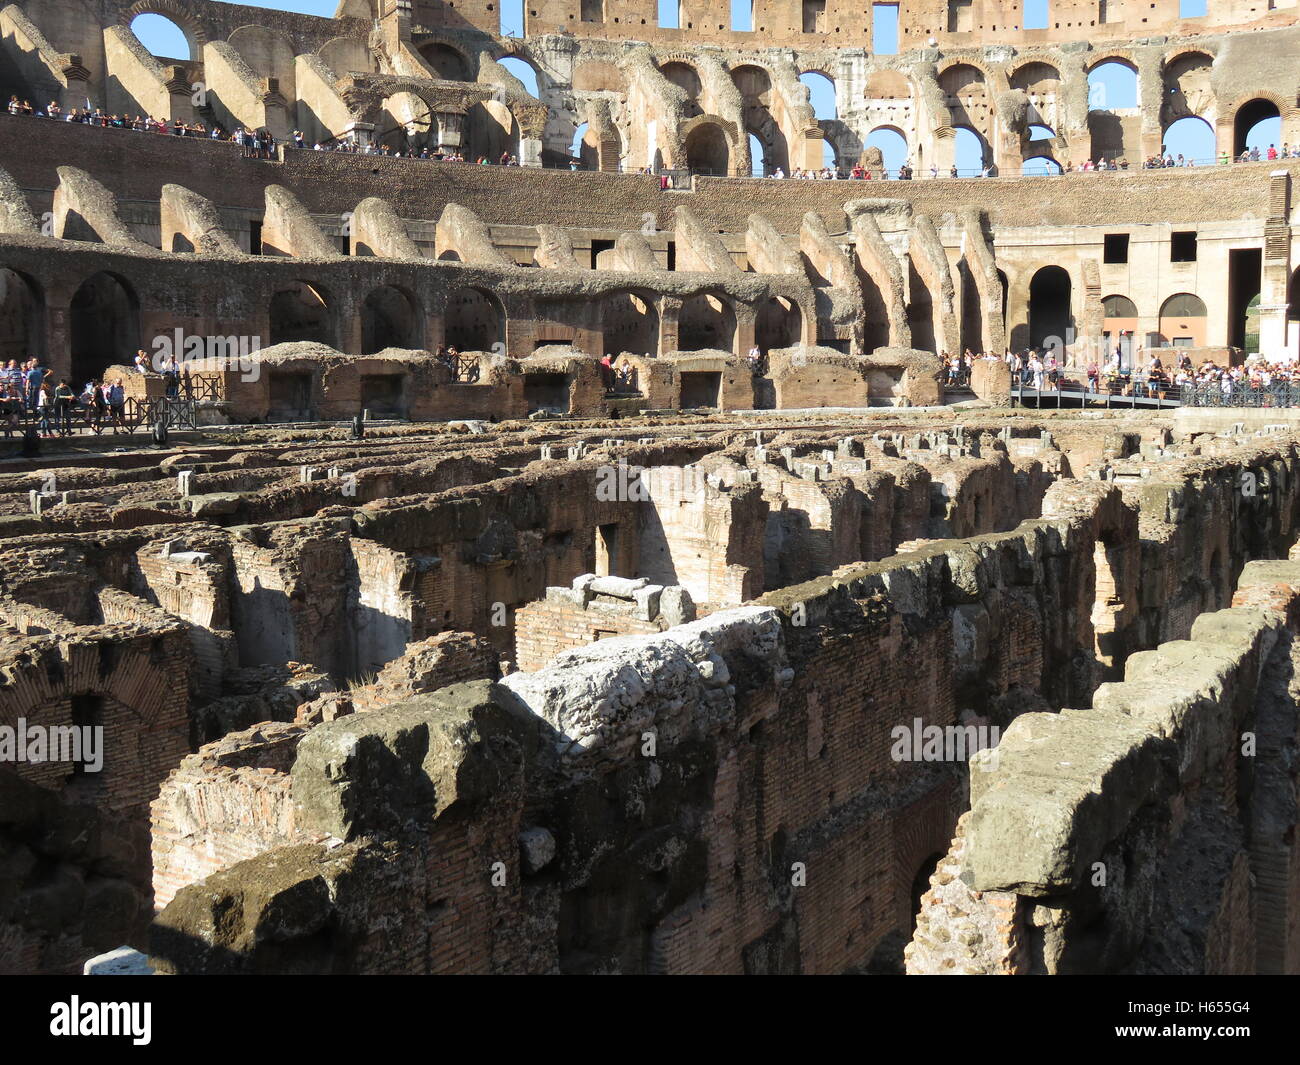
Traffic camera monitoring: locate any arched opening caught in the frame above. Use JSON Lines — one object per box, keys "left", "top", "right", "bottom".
{"left": 684, "top": 122, "right": 730, "bottom": 175}
{"left": 1162, "top": 51, "right": 1213, "bottom": 126}
{"left": 1102, "top": 293, "right": 1139, "bottom": 364}
{"left": 498, "top": 56, "right": 540, "bottom": 98}
{"left": 865, "top": 127, "right": 906, "bottom": 174}
{"left": 0, "top": 268, "right": 44, "bottom": 363}
{"left": 1158, "top": 291, "right": 1207, "bottom": 348}
{"left": 755, "top": 296, "right": 801, "bottom": 351}
{"left": 952, "top": 125, "right": 987, "bottom": 175}
{"left": 379, "top": 92, "right": 434, "bottom": 154}
{"left": 799, "top": 71, "right": 836, "bottom": 120}
{"left": 362, "top": 286, "right": 420, "bottom": 354}
{"left": 602, "top": 291, "right": 659, "bottom": 356}
{"left": 1028, "top": 123, "right": 1055, "bottom": 142}
{"left": 1028, "top": 266, "right": 1072, "bottom": 354}
{"left": 678, "top": 292, "right": 736, "bottom": 352}
{"left": 1022, "top": 156, "right": 1062, "bottom": 176}
{"left": 129, "top": 13, "right": 191, "bottom": 60}
{"left": 445, "top": 286, "right": 504, "bottom": 352}
{"left": 938, "top": 64, "right": 988, "bottom": 133}
{"left": 469, "top": 98, "right": 518, "bottom": 165}
{"left": 1087, "top": 60, "right": 1138, "bottom": 111}
{"left": 420, "top": 42, "right": 471, "bottom": 82}
{"left": 570, "top": 122, "right": 597, "bottom": 170}
{"left": 1162, "top": 115, "right": 1214, "bottom": 164}
{"left": 748, "top": 133, "right": 768, "bottom": 176}
{"left": 661, "top": 62, "right": 703, "bottom": 118}
{"left": 1087, "top": 59, "right": 1138, "bottom": 161}
{"left": 1234, "top": 98, "right": 1281, "bottom": 157}
{"left": 69, "top": 272, "right": 139, "bottom": 382}
{"left": 269, "top": 282, "right": 333, "bottom": 348}
{"left": 732, "top": 65, "right": 786, "bottom": 172}
{"left": 820, "top": 138, "right": 837, "bottom": 170}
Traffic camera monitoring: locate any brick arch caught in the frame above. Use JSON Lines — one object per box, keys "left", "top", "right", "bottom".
{"left": 936, "top": 59, "right": 992, "bottom": 83}
{"left": 1006, "top": 57, "right": 1062, "bottom": 84}
{"left": 120, "top": 0, "right": 210, "bottom": 51}
{"left": 1161, "top": 45, "right": 1217, "bottom": 72}
{"left": 1084, "top": 51, "right": 1139, "bottom": 74}
{"left": 1221, "top": 89, "right": 1295, "bottom": 121}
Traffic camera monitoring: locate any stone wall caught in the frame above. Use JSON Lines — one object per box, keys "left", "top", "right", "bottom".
{"left": 907, "top": 559, "right": 1300, "bottom": 975}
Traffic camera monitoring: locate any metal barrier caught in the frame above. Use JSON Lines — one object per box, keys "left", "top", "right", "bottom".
{"left": 1179, "top": 383, "right": 1300, "bottom": 408}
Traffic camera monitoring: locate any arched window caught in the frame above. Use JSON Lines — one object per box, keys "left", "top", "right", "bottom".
{"left": 749, "top": 133, "right": 767, "bottom": 176}
{"left": 1234, "top": 99, "right": 1281, "bottom": 156}
{"left": 1102, "top": 294, "right": 1138, "bottom": 318}
{"left": 799, "top": 72, "right": 836, "bottom": 120}
{"left": 1028, "top": 124, "right": 1054, "bottom": 142}
{"left": 1160, "top": 292, "right": 1207, "bottom": 318}
{"left": 1087, "top": 60, "right": 1138, "bottom": 111}
{"left": 1163, "top": 115, "right": 1214, "bottom": 164}
{"left": 865, "top": 127, "right": 906, "bottom": 174}
{"left": 499, "top": 57, "right": 540, "bottom": 98}
{"left": 130, "top": 13, "right": 190, "bottom": 60}
{"left": 1022, "top": 156, "right": 1062, "bottom": 176}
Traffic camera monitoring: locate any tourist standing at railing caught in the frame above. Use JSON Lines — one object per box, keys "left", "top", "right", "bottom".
{"left": 36, "top": 382, "right": 52, "bottom": 438}
{"left": 162, "top": 355, "right": 180, "bottom": 398}
{"left": 53, "top": 379, "right": 73, "bottom": 436}
{"left": 108, "top": 380, "right": 126, "bottom": 434}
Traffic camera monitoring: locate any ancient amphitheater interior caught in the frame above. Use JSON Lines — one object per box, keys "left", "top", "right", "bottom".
{"left": 0, "top": 0, "right": 1298, "bottom": 993}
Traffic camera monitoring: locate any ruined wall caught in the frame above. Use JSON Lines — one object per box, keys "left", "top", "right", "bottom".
{"left": 908, "top": 559, "right": 1300, "bottom": 975}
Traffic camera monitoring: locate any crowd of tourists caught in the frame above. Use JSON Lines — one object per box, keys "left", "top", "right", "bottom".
{"left": 7, "top": 95, "right": 283, "bottom": 156}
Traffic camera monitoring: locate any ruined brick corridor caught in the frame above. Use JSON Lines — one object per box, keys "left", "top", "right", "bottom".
{"left": 0, "top": 406, "right": 1294, "bottom": 975}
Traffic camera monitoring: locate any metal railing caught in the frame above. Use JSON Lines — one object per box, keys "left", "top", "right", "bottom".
{"left": 1179, "top": 382, "right": 1300, "bottom": 408}
{"left": 0, "top": 396, "right": 199, "bottom": 438}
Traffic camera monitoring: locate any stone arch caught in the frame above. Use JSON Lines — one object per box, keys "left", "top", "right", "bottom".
{"left": 362, "top": 285, "right": 422, "bottom": 354}
{"left": 420, "top": 41, "right": 473, "bottom": 82}
{"left": 444, "top": 286, "right": 505, "bottom": 352}
{"left": 269, "top": 281, "right": 334, "bottom": 348}
{"left": 1007, "top": 59, "right": 1061, "bottom": 90}
{"left": 660, "top": 61, "right": 703, "bottom": 103}
{"left": 121, "top": 1, "right": 209, "bottom": 54}
{"left": 1022, "top": 155, "right": 1061, "bottom": 175}
{"left": 678, "top": 291, "right": 736, "bottom": 352}
{"left": 755, "top": 296, "right": 801, "bottom": 351}
{"left": 1231, "top": 96, "right": 1284, "bottom": 155}
{"left": 601, "top": 290, "right": 659, "bottom": 356}
{"left": 937, "top": 63, "right": 990, "bottom": 134}
{"left": 379, "top": 92, "right": 435, "bottom": 152}
{"left": 69, "top": 271, "right": 139, "bottom": 382}
{"left": 1161, "top": 51, "right": 1214, "bottom": 125}
{"left": 682, "top": 117, "right": 733, "bottom": 174}
{"left": 0, "top": 267, "right": 45, "bottom": 362}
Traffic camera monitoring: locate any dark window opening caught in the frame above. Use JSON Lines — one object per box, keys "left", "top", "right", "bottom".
{"left": 1171, "top": 231, "right": 1198, "bottom": 262}
{"left": 1103, "top": 233, "right": 1129, "bottom": 264}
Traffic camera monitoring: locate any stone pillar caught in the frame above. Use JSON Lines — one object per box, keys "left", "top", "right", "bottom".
{"left": 659, "top": 296, "right": 681, "bottom": 355}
